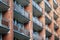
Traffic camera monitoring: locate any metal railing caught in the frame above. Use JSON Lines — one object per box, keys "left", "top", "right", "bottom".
{"left": 32, "top": 0, "right": 42, "bottom": 12}
{"left": 0, "top": 0, "right": 9, "bottom": 5}
{"left": 14, "top": 2, "right": 30, "bottom": 19}
{"left": 44, "top": 0, "right": 51, "bottom": 8}
{"left": 53, "top": 0, "right": 57, "bottom": 5}
{"left": 54, "top": 32, "right": 58, "bottom": 37}
{"left": 46, "top": 25, "right": 51, "bottom": 33}
{"left": 33, "top": 17, "right": 43, "bottom": 27}
{"left": 13, "top": 22, "right": 30, "bottom": 37}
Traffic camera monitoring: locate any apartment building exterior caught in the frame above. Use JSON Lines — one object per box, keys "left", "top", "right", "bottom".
{"left": 0, "top": 0, "right": 60, "bottom": 40}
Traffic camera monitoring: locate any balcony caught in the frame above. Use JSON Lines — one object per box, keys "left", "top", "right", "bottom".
{"left": 55, "top": 35, "right": 59, "bottom": 40}
{"left": 53, "top": 0, "right": 58, "bottom": 9}
{"left": 33, "top": 33, "right": 43, "bottom": 40}
{"left": 15, "top": 0, "right": 29, "bottom": 6}
{"left": 54, "top": 23, "right": 59, "bottom": 31}
{"left": 54, "top": 32, "right": 59, "bottom": 40}
{"left": 32, "top": 1, "right": 42, "bottom": 17}
{"left": 54, "top": 13, "right": 58, "bottom": 20}
{"left": 34, "top": 0, "right": 43, "bottom": 4}
{"left": 45, "top": 16, "right": 52, "bottom": 25}
{"left": 0, "top": 0, "right": 9, "bottom": 12}
{"left": 0, "top": 18, "right": 9, "bottom": 34}
{"left": 14, "top": 3, "right": 30, "bottom": 24}
{"left": 33, "top": 17, "right": 43, "bottom": 31}
{"left": 44, "top": 0, "right": 51, "bottom": 13}
{"left": 46, "top": 25, "right": 52, "bottom": 37}
{"left": 13, "top": 24, "right": 30, "bottom": 40}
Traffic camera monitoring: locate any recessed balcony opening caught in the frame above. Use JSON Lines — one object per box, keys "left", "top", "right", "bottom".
{"left": 13, "top": 2, "right": 30, "bottom": 24}
{"left": 13, "top": 19, "right": 30, "bottom": 40}
{"left": 53, "top": 0, "right": 58, "bottom": 9}
{"left": 55, "top": 36, "right": 59, "bottom": 40}
{"left": 32, "top": 1, "right": 43, "bottom": 17}
{"left": 45, "top": 0, "right": 51, "bottom": 13}
{"left": 0, "top": 0, "right": 9, "bottom": 12}
{"left": 46, "top": 25, "right": 52, "bottom": 38}
{"left": 54, "top": 32, "right": 59, "bottom": 40}
{"left": 54, "top": 13, "right": 58, "bottom": 21}
{"left": 45, "top": 16, "right": 52, "bottom": 25}
{"left": 54, "top": 23, "right": 59, "bottom": 31}
{"left": 46, "top": 30, "right": 52, "bottom": 38}
{"left": 33, "top": 17, "right": 43, "bottom": 32}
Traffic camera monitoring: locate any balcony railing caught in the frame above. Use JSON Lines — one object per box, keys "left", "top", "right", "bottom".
{"left": 46, "top": 25, "right": 52, "bottom": 37}
{"left": 32, "top": 1, "right": 42, "bottom": 17}
{"left": 53, "top": 0, "right": 57, "bottom": 4}
{"left": 14, "top": 2, "right": 30, "bottom": 23}
{"left": 33, "top": 33, "right": 43, "bottom": 40}
{"left": 14, "top": 2, "right": 30, "bottom": 19}
{"left": 45, "top": 12, "right": 51, "bottom": 20}
{"left": 15, "top": 0, "right": 29, "bottom": 6}
{"left": 54, "top": 32, "right": 59, "bottom": 40}
{"left": 33, "top": 17, "right": 42, "bottom": 27}
{"left": 34, "top": 0, "right": 43, "bottom": 3}
{"left": 13, "top": 23, "right": 30, "bottom": 40}
{"left": 53, "top": 0, "right": 58, "bottom": 9}
{"left": 54, "top": 23, "right": 59, "bottom": 31}
{"left": 33, "top": 17, "right": 43, "bottom": 31}
{"left": 0, "top": 18, "right": 9, "bottom": 34}
{"left": 44, "top": 0, "right": 51, "bottom": 13}
{"left": 45, "top": 16, "right": 52, "bottom": 25}
{"left": 0, "top": 0, "right": 9, "bottom": 12}
{"left": 33, "top": 1, "right": 42, "bottom": 12}
{"left": 54, "top": 32, "right": 58, "bottom": 37}
{"left": 46, "top": 25, "right": 51, "bottom": 33}
{"left": 54, "top": 13, "right": 58, "bottom": 20}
